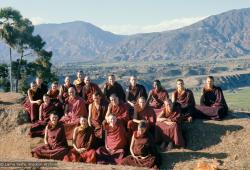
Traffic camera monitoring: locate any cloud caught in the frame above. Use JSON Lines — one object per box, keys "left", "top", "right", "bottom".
{"left": 30, "top": 17, "right": 47, "bottom": 25}
{"left": 101, "top": 16, "right": 207, "bottom": 35}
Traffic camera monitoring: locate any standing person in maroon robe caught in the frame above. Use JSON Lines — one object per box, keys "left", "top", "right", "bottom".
{"left": 121, "top": 121, "right": 159, "bottom": 168}
{"left": 88, "top": 92, "right": 107, "bottom": 148}
{"left": 63, "top": 117, "right": 96, "bottom": 163}
{"left": 105, "top": 94, "right": 129, "bottom": 126}
{"left": 155, "top": 99, "right": 185, "bottom": 151}
{"left": 147, "top": 80, "right": 169, "bottom": 110}
{"left": 23, "top": 82, "right": 43, "bottom": 123}
{"left": 36, "top": 77, "right": 48, "bottom": 100}
{"left": 29, "top": 94, "right": 55, "bottom": 137}
{"left": 60, "top": 87, "right": 88, "bottom": 139}
{"left": 103, "top": 74, "right": 126, "bottom": 102}
{"left": 96, "top": 115, "right": 127, "bottom": 165}
{"left": 195, "top": 76, "right": 228, "bottom": 120}
{"left": 172, "top": 79, "right": 195, "bottom": 122}
{"left": 82, "top": 76, "right": 103, "bottom": 107}
{"left": 73, "top": 70, "right": 85, "bottom": 97}
{"left": 31, "top": 113, "right": 68, "bottom": 160}
{"left": 126, "top": 76, "right": 148, "bottom": 118}
{"left": 59, "top": 76, "right": 74, "bottom": 104}
{"left": 127, "top": 97, "right": 156, "bottom": 135}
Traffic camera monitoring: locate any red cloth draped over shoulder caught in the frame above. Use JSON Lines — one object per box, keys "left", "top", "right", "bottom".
{"left": 47, "top": 89, "right": 59, "bottom": 100}
{"left": 128, "top": 105, "right": 156, "bottom": 132}
{"left": 29, "top": 102, "right": 55, "bottom": 137}
{"left": 23, "top": 89, "right": 41, "bottom": 123}
{"left": 73, "top": 80, "right": 85, "bottom": 97}
{"left": 195, "top": 86, "right": 228, "bottom": 120}
{"left": 155, "top": 108, "right": 185, "bottom": 147}
{"left": 96, "top": 120, "right": 127, "bottom": 164}
{"left": 90, "top": 102, "right": 106, "bottom": 139}
{"left": 31, "top": 122, "right": 68, "bottom": 160}
{"left": 121, "top": 131, "right": 158, "bottom": 168}
{"left": 60, "top": 96, "right": 87, "bottom": 139}
{"left": 109, "top": 102, "right": 129, "bottom": 125}
{"left": 63, "top": 127, "right": 96, "bottom": 163}
{"left": 149, "top": 88, "right": 169, "bottom": 109}
{"left": 60, "top": 84, "right": 74, "bottom": 103}
{"left": 83, "top": 83, "right": 103, "bottom": 105}
{"left": 173, "top": 89, "right": 196, "bottom": 120}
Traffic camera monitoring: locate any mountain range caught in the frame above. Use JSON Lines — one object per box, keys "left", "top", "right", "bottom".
{"left": 0, "top": 8, "right": 250, "bottom": 64}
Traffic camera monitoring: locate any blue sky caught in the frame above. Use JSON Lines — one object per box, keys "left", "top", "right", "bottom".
{"left": 1, "top": 0, "right": 250, "bottom": 34}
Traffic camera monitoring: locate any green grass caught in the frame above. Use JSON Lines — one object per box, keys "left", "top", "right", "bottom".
{"left": 194, "top": 87, "right": 250, "bottom": 112}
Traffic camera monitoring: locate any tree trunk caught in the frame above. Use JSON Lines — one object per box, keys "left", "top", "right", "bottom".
{"left": 9, "top": 47, "right": 13, "bottom": 92}
{"left": 15, "top": 48, "right": 23, "bottom": 92}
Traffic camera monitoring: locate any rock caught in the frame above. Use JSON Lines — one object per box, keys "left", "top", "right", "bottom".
{"left": 16, "top": 110, "right": 30, "bottom": 125}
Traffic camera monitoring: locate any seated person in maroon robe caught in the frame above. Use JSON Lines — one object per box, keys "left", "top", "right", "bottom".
{"left": 121, "top": 121, "right": 159, "bottom": 169}
{"left": 36, "top": 77, "right": 48, "bottom": 100}
{"left": 147, "top": 80, "right": 169, "bottom": 110}
{"left": 47, "top": 81, "right": 63, "bottom": 118}
{"left": 73, "top": 70, "right": 85, "bottom": 97}
{"left": 23, "top": 82, "right": 43, "bottom": 123}
{"left": 82, "top": 76, "right": 104, "bottom": 107}
{"left": 63, "top": 117, "right": 96, "bottom": 163}
{"left": 60, "top": 87, "right": 88, "bottom": 139}
{"left": 47, "top": 81, "right": 60, "bottom": 103}
{"left": 96, "top": 115, "right": 127, "bottom": 165}
{"left": 172, "top": 79, "right": 195, "bottom": 122}
{"left": 155, "top": 99, "right": 185, "bottom": 151}
{"left": 88, "top": 92, "right": 107, "bottom": 147}
{"left": 195, "top": 76, "right": 228, "bottom": 120}
{"left": 59, "top": 76, "right": 74, "bottom": 104}
{"left": 105, "top": 94, "right": 129, "bottom": 126}
{"left": 103, "top": 74, "right": 126, "bottom": 102}
{"left": 31, "top": 113, "right": 68, "bottom": 160}
{"left": 127, "top": 97, "right": 156, "bottom": 135}
{"left": 29, "top": 94, "right": 55, "bottom": 137}
{"left": 126, "top": 76, "right": 148, "bottom": 118}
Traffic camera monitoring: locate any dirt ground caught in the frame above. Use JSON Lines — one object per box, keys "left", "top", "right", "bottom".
{"left": 0, "top": 92, "right": 250, "bottom": 170}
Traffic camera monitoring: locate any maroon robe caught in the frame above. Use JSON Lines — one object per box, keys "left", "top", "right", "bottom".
{"left": 195, "top": 86, "right": 228, "bottom": 120}
{"left": 96, "top": 120, "right": 127, "bottom": 165}
{"left": 173, "top": 89, "right": 196, "bottom": 121}
{"left": 60, "top": 83, "right": 74, "bottom": 103}
{"left": 29, "top": 102, "right": 54, "bottom": 137}
{"left": 63, "top": 126, "right": 96, "bottom": 163}
{"left": 23, "top": 89, "right": 41, "bottom": 123}
{"left": 155, "top": 107, "right": 185, "bottom": 147}
{"left": 149, "top": 88, "right": 169, "bottom": 109}
{"left": 73, "top": 80, "right": 85, "bottom": 97}
{"left": 90, "top": 102, "right": 106, "bottom": 145}
{"left": 60, "top": 97, "right": 88, "bottom": 139}
{"left": 47, "top": 89, "right": 60, "bottom": 102}
{"left": 48, "top": 89, "right": 63, "bottom": 118}
{"left": 121, "top": 131, "right": 158, "bottom": 168}
{"left": 103, "top": 82, "right": 126, "bottom": 102}
{"left": 126, "top": 84, "right": 148, "bottom": 104}
{"left": 109, "top": 102, "right": 129, "bottom": 126}
{"left": 128, "top": 106, "right": 156, "bottom": 133}
{"left": 31, "top": 122, "right": 68, "bottom": 160}
{"left": 83, "top": 83, "right": 103, "bottom": 106}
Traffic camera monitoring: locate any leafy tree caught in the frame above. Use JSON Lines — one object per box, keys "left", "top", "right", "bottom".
{"left": 0, "top": 64, "right": 10, "bottom": 91}
{"left": 0, "top": 7, "right": 57, "bottom": 93}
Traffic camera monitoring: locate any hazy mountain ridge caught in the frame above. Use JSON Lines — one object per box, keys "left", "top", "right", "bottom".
{"left": 105, "top": 8, "right": 250, "bottom": 61}
{"left": 1, "top": 8, "right": 250, "bottom": 63}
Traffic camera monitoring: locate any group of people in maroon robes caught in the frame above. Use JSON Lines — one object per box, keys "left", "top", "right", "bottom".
{"left": 25, "top": 73, "right": 228, "bottom": 169}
